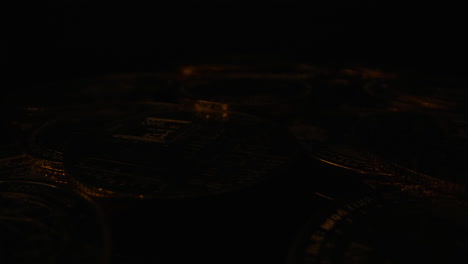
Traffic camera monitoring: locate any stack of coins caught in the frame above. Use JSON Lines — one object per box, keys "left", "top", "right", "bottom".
{"left": 2, "top": 62, "right": 468, "bottom": 264}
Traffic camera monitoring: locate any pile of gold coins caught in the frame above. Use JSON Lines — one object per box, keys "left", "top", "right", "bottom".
{"left": 1, "top": 62, "right": 467, "bottom": 263}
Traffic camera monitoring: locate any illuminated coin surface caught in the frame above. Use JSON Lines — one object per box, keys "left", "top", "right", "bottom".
{"left": 294, "top": 66, "right": 468, "bottom": 196}
{"left": 289, "top": 194, "right": 468, "bottom": 264}
{"left": 0, "top": 181, "right": 108, "bottom": 264}
{"left": 65, "top": 108, "right": 296, "bottom": 199}
{"left": 179, "top": 64, "right": 315, "bottom": 118}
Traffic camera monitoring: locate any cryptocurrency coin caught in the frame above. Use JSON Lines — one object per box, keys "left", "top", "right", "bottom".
{"left": 179, "top": 64, "right": 316, "bottom": 119}
{"left": 294, "top": 66, "right": 468, "bottom": 197}
{"left": 353, "top": 110, "right": 468, "bottom": 197}
{"left": 65, "top": 108, "right": 297, "bottom": 199}
{"left": 0, "top": 181, "right": 108, "bottom": 264}
{"left": 288, "top": 193, "right": 468, "bottom": 264}
{"left": 291, "top": 108, "right": 468, "bottom": 198}
{"left": 290, "top": 110, "right": 393, "bottom": 178}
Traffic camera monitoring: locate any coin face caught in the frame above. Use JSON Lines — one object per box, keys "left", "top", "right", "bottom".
{"left": 0, "top": 181, "right": 108, "bottom": 264}
{"left": 289, "top": 195, "right": 468, "bottom": 264}
{"left": 65, "top": 109, "right": 296, "bottom": 199}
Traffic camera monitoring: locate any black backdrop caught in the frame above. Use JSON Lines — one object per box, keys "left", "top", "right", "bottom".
{"left": 5, "top": 2, "right": 468, "bottom": 86}
{"left": 3, "top": 3, "right": 468, "bottom": 264}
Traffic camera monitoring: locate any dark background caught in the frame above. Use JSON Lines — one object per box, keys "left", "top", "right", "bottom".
{"left": 3, "top": 3, "right": 468, "bottom": 264}
{"left": 5, "top": 2, "right": 468, "bottom": 86}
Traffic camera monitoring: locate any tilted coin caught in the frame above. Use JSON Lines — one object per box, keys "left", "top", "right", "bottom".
{"left": 64, "top": 108, "right": 297, "bottom": 199}
{"left": 290, "top": 110, "right": 393, "bottom": 178}
{"left": 288, "top": 192, "right": 468, "bottom": 264}
{"left": 354, "top": 111, "right": 468, "bottom": 197}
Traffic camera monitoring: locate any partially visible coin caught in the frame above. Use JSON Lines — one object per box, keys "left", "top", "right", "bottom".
{"left": 0, "top": 181, "right": 108, "bottom": 264}
{"left": 290, "top": 110, "right": 393, "bottom": 179}
{"left": 65, "top": 108, "right": 297, "bottom": 199}
{"left": 288, "top": 192, "right": 468, "bottom": 264}
{"left": 179, "top": 64, "right": 316, "bottom": 119}
{"left": 354, "top": 111, "right": 468, "bottom": 197}
{"left": 293, "top": 65, "right": 468, "bottom": 198}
